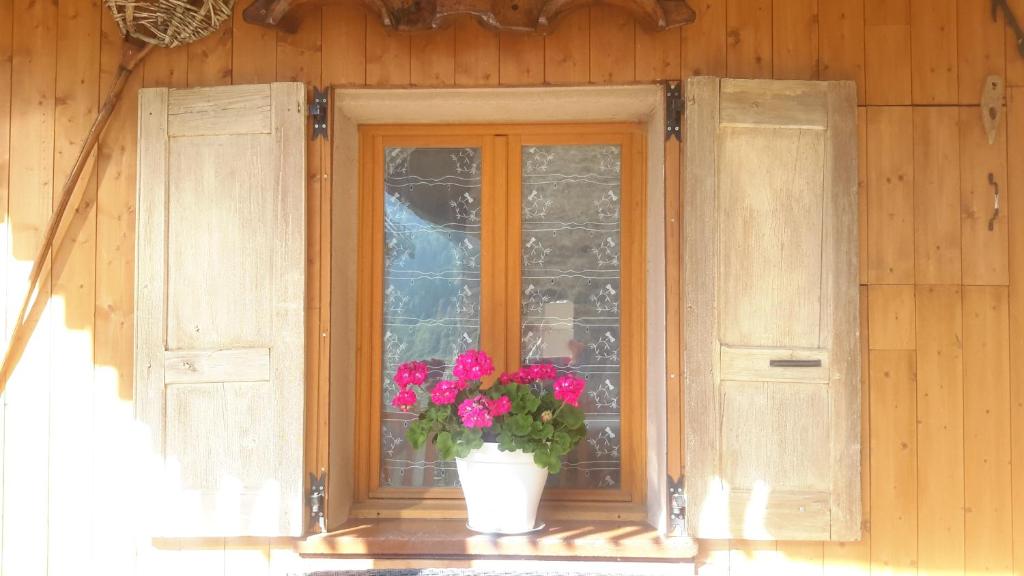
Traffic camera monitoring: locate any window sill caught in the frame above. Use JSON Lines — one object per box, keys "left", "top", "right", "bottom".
{"left": 298, "top": 518, "right": 697, "bottom": 560}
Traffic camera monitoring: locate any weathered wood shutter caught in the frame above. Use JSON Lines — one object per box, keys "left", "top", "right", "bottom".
{"left": 683, "top": 77, "right": 860, "bottom": 541}
{"left": 135, "top": 83, "right": 306, "bottom": 537}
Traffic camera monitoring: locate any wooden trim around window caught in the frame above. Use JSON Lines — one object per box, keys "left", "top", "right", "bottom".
{"left": 352, "top": 123, "right": 647, "bottom": 517}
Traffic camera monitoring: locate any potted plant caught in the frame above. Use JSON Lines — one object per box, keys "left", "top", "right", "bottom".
{"left": 392, "top": 349, "right": 588, "bottom": 534}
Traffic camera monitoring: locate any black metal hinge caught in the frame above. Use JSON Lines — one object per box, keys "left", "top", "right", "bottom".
{"left": 310, "top": 87, "right": 328, "bottom": 141}
{"left": 665, "top": 82, "right": 683, "bottom": 142}
{"left": 668, "top": 473, "right": 687, "bottom": 536}
{"left": 309, "top": 470, "right": 326, "bottom": 533}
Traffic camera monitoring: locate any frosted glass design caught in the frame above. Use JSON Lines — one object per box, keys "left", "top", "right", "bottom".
{"left": 380, "top": 147, "right": 482, "bottom": 488}
{"left": 520, "top": 144, "right": 623, "bottom": 490}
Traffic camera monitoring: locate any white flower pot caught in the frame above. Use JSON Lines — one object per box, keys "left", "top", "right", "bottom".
{"left": 455, "top": 442, "right": 549, "bottom": 534}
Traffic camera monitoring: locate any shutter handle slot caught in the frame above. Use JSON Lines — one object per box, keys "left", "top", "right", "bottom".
{"left": 769, "top": 359, "right": 822, "bottom": 368}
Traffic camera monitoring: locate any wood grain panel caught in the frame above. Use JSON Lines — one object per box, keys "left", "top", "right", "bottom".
{"left": 910, "top": 0, "right": 957, "bottom": 104}
{"left": 913, "top": 107, "right": 961, "bottom": 284}
{"left": 957, "top": 0, "right": 1005, "bottom": 105}
{"left": 915, "top": 285, "right": 964, "bottom": 574}
{"left": 589, "top": 6, "right": 635, "bottom": 82}
{"left": 635, "top": 26, "right": 681, "bottom": 81}
{"left": 819, "top": 0, "right": 865, "bottom": 102}
{"left": 772, "top": 0, "right": 819, "bottom": 80}
{"left": 868, "top": 350, "right": 917, "bottom": 574}
{"left": 544, "top": 9, "right": 590, "bottom": 84}
{"left": 868, "top": 285, "right": 915, "bottom": 350}
{"left": 188, "top": 16, "right": 232, "bottom": 87}
{"left": 366, "top": 14, "right": 411, "bottom": 86}
{"left": 499, "top": 34, "right": 544, "bottom": 84}
{"left": 960, "top": 105, "right": 1009, "bottom": 285}
{"left": 49, "top": 0, "right": 99, "bottom": 572}
{"left": 867, "top": 106, "right": 915, "bottom": 284}
{"left": 144, "top": 45, "right": 189, "bottom": 88}
{"left": 858, "top": 108, "right": 867, "bottom": 284}
{"left": 454, "top": 18, "right": 499, "bottom": 86}
{"left": 322, "top": 3, "right": 367, "bottom": 85}
{"left": 232, "top": 1, "right": 275, "bottom": 84}
{"left": 1010, "top": 86, "right": 1024, "bottom": 576}
{"left": 411, "top": 28, "right": 455, "bottom": 86}
{"left": 726, "top": 0, "right": 771, "bottom": 79}
{"left": 865, "top": 0, "right": 910, "bottom": 104}
{"left": 963, "top": 286, "right": 1012, "bottom": 574}
{"left": 680, "top": 0, "right": 727, "bottom": 80}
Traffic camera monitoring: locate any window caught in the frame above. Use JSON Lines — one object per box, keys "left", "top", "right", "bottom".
{"left": 353, "top": 124, "right": 647, "bottom": 514}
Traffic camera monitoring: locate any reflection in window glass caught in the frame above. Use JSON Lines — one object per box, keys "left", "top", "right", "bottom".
{"left": 380, "top": 147, "right": 482, "bottom": 488}
{"left": 520, "top": 145, "right": 623, "bottom": 490}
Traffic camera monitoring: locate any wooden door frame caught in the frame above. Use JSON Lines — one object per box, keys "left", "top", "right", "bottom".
{"left": 327, "top": 85, "right": 670, "bottom": 532}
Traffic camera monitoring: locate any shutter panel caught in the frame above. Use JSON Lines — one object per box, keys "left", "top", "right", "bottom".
{"left": 683, "top": 77, "right": 860, "bottom": 541}
{"left": 135, "top": 83, "right": 306, "bottom": 537}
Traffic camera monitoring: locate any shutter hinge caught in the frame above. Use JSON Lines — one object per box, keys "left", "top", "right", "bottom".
{"left": 309, "top": 469, "right": 326, "bottom": 534}
{"left": 310, "top": 86, "right": 328, "bottom": 141}
{"left": 665, "top": 82, "right": 683, "bottom": 142}
{"left": 668, "top": 474, "right": 687, "bottom": 536}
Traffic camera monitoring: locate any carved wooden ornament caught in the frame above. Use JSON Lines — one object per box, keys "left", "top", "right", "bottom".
{"left": 244, "top": 0, "right": 695, "bottom": 33}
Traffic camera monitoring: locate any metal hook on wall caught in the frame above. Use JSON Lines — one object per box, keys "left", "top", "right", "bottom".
{"left": 988, "top": 172, "right": 1001, "bottom": 231}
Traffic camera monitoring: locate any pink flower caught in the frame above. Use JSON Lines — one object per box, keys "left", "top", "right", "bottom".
{"left": 457, "top": 396, "right": 494, "bottom": 428}
{"left": 485, "top": 396, "right": 512, "bottom": 417}
{"left": 452, "top": 350, "right": 494, "bottom": 381}
{"left": 553, "top": 375, "right": 586, "bottom": 407}
{"left": 391, "top": 388, "right": 418, "bottom": 412}
{"left": 499, "top": 363, "right": 557, "bottom": 385}
{"left": 430, "top": 379, "right": 463, "bottom": 406}
{"left": 394, "top": 361, "right": 429, "bottom": 388}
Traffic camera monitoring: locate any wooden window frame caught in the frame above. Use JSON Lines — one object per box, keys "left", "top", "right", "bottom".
{"left": 352, "top": 124, "right": 647, "bottom": 513}
{"left": 329, "top": 86, "right": 671, "bottom": 532}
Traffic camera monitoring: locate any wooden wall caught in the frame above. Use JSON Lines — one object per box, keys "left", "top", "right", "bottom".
{"left": 1, "top": 0, "right": 1023, "bottom": 573}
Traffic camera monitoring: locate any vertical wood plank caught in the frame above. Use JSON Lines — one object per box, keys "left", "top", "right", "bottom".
{"left": 544, "top": 10, "right": 590, "bottom": 84}
{"left": 589, "top": 6, "right": 635, "bottom": 82}
{"left": 3, "top": 0, "right": 56, "bottom": 572}
{"left": 50, "top": 0, "right": 99, "bottom": 572}
{"left": 323, "top": 4, "right": 366, "bottom": 86}
{"left": 858, "top": 108, "right": 867, "bottom": 284}
{"left": 143, "top": 45, "right": 188, "bottom": 88}
{"left": 1009, "top": 86, "right": 1024, "bottom": 576}
{"left": 726, "top": 0, "right": 772, "bottom": 78}
{"left": 869, "top": 350, "right": 917, "bottom": 575}
{"left": 958, "top": 0, "right": 1005, "bottom": 105}
{"left": 963, "top": 286, "right": 1012, "bottom": 574}
{"left": 680, "top": 0, "right": 727, "bottom": 81}
{"left": 232, "top": 1, "right": 275, "bottom": 84}
{"left": 187, "top": 18, "right": 233, "bottom": 87}
{"left": 868, "top": 285, "right": 916, "bottom": 350}
{"left": 776, "top": 541, "right": 824, "bottom": 576}
{"left": 772, "top": 0, "right": 819, "bottom": 80}
{"left": 499, "top": 34, "right": 544, "bottom": 85}
{"left": 960, "top": 105, "right": 1009, "bottom": 285}
{"left": 665, "top": 136, "right": 682, "bottom": 479}
{"left": 915, "top": 285, "right": 965, "bottom": 574}
{"left": 913, "top": 107, "right": 962, "bottom": 284}
{"left": 410, "top": 28, "right": 455, "bottom": 86}
{"left": 92, "top": 12, "right": 142, "bottom": 576}
{"left": 819, "top": 0, "right": 865, "bottom": 102}
{"left": 865, "top": 0, "right": 911, "bottom": 104}
{"left": 1007, "top": 0, "right": 1024, "bottom": 87}
{"left": 822, "top": 287, "right": 871, "bottom": 574}
{"left": 454, "top": 18, "right": 499, "bottom": 86}
{"left": 867, "top": 106, "right": 915, "bottom": 284}
{"left": 635, "top": 26, "right": 681, "bottom": 81}
{"left": 910, "top": 0, "right": 958, "bottom": 104}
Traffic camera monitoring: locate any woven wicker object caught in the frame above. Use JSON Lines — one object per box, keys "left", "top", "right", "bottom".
{"left": 106, "top": 0, "right": 233, "bottom": 47}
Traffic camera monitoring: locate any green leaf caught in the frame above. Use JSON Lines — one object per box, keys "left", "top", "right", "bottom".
{"left": 406, "top": 420, "right": 428, "bottom": 449}
{"left": 436, "top": 431, "right": 456, "bottom": 460}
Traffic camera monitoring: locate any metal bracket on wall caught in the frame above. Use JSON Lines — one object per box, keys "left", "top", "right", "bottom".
{"left": 665, "top": 82, "right": 683, "bottom": 142}
{"left": 668, "top": 474, "right": 687, "bottom": 536}
{"left": 310, "top": 86, "right": 329, "bottom": 141}
{"left": 993, "top": 0, "right": 1024, "bottom": 57}
{"left": 309, "top": 470, "right": 326, "bottom": 534}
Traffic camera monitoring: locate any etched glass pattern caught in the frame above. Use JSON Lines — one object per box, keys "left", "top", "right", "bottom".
{"left": 520, "top": 145, "right": 623, "bottom": 490}
{"left": 380, "top": 147, "right": 482, "bottom": 488}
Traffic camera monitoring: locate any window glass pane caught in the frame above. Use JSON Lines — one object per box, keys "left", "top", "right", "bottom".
{"left": 381, "top": 147, "right": 482, "bottom": 488}
{"left": 521, "top": 144, "right": 622, "bottom": 490}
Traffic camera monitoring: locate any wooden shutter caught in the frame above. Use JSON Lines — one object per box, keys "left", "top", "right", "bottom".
{"left": 683, "top": 77, "right": 860, "bottom": 541}
{"left": 135, "top": 83, "right": 306, "bottom": 537}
